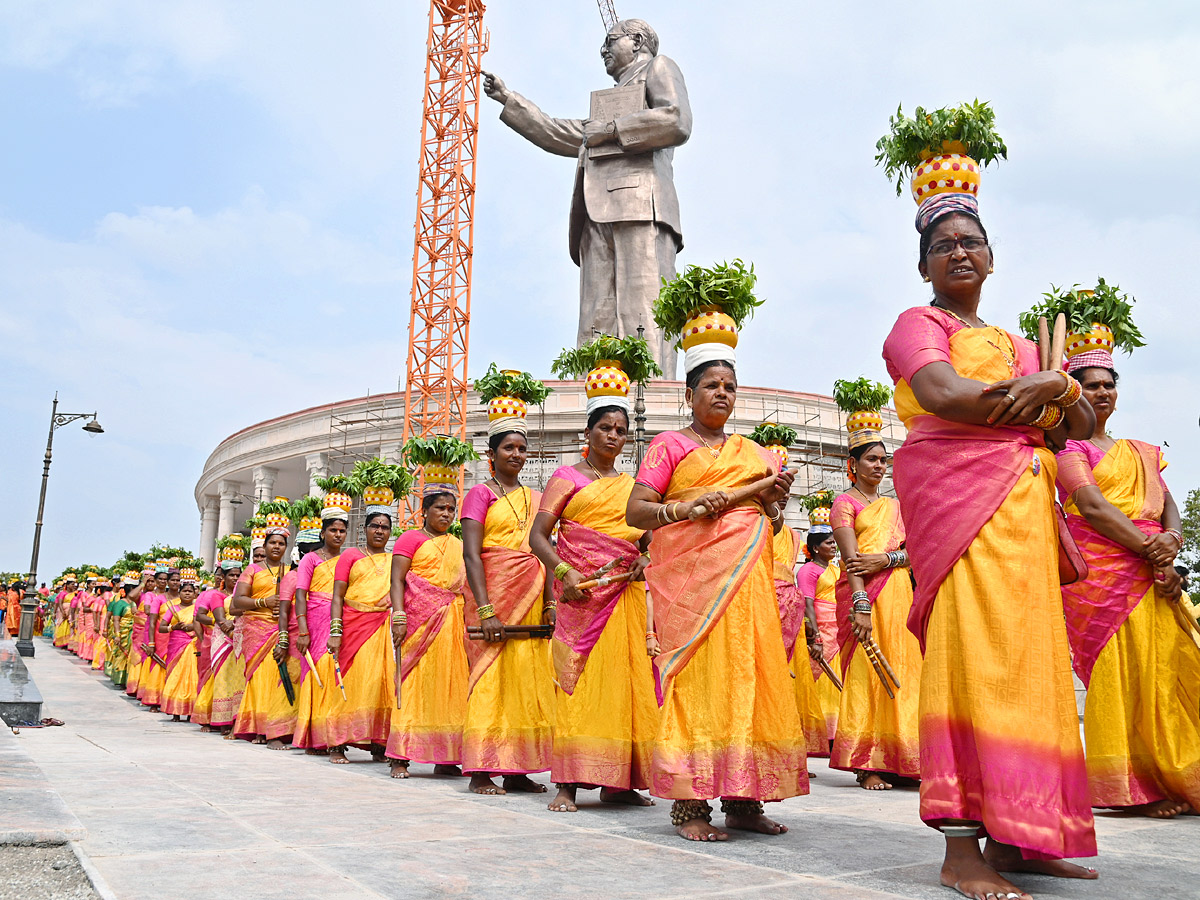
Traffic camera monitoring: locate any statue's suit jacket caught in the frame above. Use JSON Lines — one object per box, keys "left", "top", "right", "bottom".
{"left": 499, "top": 55, "right": 692, "bottom": 265}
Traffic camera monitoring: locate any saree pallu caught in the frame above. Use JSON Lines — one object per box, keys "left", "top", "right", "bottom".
{"left": 318, "top": 553, "right": 393, "bottom": 748}
{"left": 546, "top": 476, "right": 658, "bottom": 789}
{"left": 160, "top": 606, "right": 198, "bottom": 717}
{"left": 830, "top": 497, "right": 921, "bottom": 778}
{"left": 644, "top": 435, "right": 807, "bottom": 801}
{"left": 1058, "top": 439, "right": 1200, "bottom": 809}
{"left": 291, "top": 566, "right": 335, "bottom": 749}
{"left": 885, "top": 317, "right": 1094, "bottom": 860}
{"left": 462, "top": 490, "right": 555, "bottom": 775}
{"left": 137, "top": 607, "right": 170, "bottom": 708}
{"left": 209, "top": 621, "right": 245, "bottom": 728}
{"left": 77, "top": 605, "right": 96, "bottom": 660}
{"left": 806, "top": 563, "right": 841, "bottom": 742}
{"left": 774, "top": 529, "right": 826, "bottom": 759}
{"left": 233, "top": 565, "right": 299, "bottom": 741}
{"left": 386, "top": 535, "right": 469, "bottom": 764}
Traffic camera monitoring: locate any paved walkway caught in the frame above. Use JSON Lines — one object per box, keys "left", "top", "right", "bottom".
{"left": 13, "top": 639, "right": 1199, "bottom": 899}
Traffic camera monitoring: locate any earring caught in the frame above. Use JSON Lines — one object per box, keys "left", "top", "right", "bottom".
{"left": 987, "top": 266, "right": 995, "bottom": 273}
{"left": 922, "top": 275, "right": 931, "bottom": 283}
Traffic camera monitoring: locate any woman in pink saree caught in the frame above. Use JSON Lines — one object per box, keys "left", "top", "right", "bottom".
{"left": 1055, "top": 354, "right": 1198, "bottom": 817}
{"left": 882, "top": 204, "right": 1097, "bottom": 899}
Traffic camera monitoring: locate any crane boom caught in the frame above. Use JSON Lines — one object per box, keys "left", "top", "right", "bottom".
{"left": 596, "top": 1, "right": 618, "bottom": 30}
{"left": 401, "top": 0, "right": 489, "bottom": 520}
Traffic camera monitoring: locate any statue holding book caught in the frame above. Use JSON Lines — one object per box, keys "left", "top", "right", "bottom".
{"left": 483, "top": 18, "right": 692, "bottom": 375}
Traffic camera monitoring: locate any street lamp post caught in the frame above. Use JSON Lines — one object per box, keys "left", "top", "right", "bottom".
{"left": 16, "top": 393, "right": 103, "bottom": 658}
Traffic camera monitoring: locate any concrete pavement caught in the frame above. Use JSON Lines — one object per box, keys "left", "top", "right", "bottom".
{"left": 10, "top": 638, "right": 1199, "bottom": 899}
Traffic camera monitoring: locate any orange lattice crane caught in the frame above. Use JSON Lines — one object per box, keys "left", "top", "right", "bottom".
{"left": 401, "top": 0, "right": 489, "bottom": 519}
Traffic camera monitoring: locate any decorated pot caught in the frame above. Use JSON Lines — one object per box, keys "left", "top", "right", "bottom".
{"left": 764, "top": 443, "right": 789, "bottom": 470}
{"left": 180, "top": 568, "right": 198, "bottom": 582}
{"left": 265, "top": 512, "right": 290, "bottom": 531}
{"left": 219, "top": 545, "right": 246, "bottom": 563}
{"left": 487, "top": 395, "right": 528, "bottom": 422}
{"left": 846, "top": 409, "right": 885, "bottom": 449}
{"left": 251, "top": 527, "right": 267, "bottom": 543}
{"left": 423, "top": 463, "right": 459, "bottom": 485}
{"left": 680, "top": 306, "right": 738, "bottom": 351}
{"left": 362, "top": 485, "right": 396, "bottom": 508}
{"left": 585, "top": 359, "right": 631, "bottom": 400}
{"left": 1066, "top": 322, "right": 1114, "bottom": 359}
{"left": 910, "top": 142, "right": 981, "bottom": 204}
{"left": 299, "top": 515, "right": 322, "bottom": 531}
{"left": 809, "top": 506, "right": 831, "bottom": 528}
{"left": 322, "top": 490, "right": 353, "bottom": 514}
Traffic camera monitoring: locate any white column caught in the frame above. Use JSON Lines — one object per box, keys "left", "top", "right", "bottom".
{"left": 252, "top": 465, "right": 278, "bottom": 505}
{"left": 199, "top": 495, "right": 219, "bottom": 570}
{"left": 305, "top": 452, "right": 330, "bottom": 496}
{"left": 217, "top": 480, "right": 242, "bottom": 539}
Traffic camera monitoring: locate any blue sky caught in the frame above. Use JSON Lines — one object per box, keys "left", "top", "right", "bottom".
{"left": 2, "top": 1, "right": 1198, "bottom": 579}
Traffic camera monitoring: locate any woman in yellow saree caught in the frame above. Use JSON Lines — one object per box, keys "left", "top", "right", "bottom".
{"left": 797, "top": 520, "right": 841, "bottom": 746}
{"left": 386, "top": 489, "right": 469, "bottom": 778}
{"left": 882, "top": 205, "right": 1097, "bottom": 899}
{"left": 230, "top": 528, "right": 294, "bottom": 749}
{"left": 159, "top": 579, "right": 199, "bottom": 721}
{"left": 461, "top": 423, "right": 556, "bottom": 796}
{"left": 322, "top": 511, "right": 396, "bottom": 764}
{"left": 531, "top": 401, "right": 658, "bottom": 814}
{"left": 1056, "top": 357, "right": 1198, "bottom": 817}
{"left": 828, "top": 398, "right": 922, "bottom": 790}
{"left": 627, "top": 359, "right": 806, "bottom": 842}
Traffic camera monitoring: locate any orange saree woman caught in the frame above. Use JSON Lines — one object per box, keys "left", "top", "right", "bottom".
{"left": 830, "top": 493, "right": 922, "bottom": 780}
{"left": 159, "top": 598, "right": 198, "bottom": 718}
{"left": 1058, "top": 437, "right": 1200, "bottom": 812}
{"left": 320, "top": 543, "right": 395, "bottom": 755}
{"left": 232, "top": 562, "right": 297, "bottom": 744}
{"left": 635, "top": 432, "right": 808, "bottom": 804}
{"left": 461, "top": 481, "right": 555, "bottom": 777}
{"left": 385, "top": 530, "right": 469, "bottom": 767}
{"left": 291, "top": 554, "right": 341, "bottom": 751}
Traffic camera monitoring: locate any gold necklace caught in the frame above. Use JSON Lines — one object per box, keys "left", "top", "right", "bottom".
{"left": 686, "top": 426, "right": 725, "bottom": 459}
{"left": 850, "top": 485, "right": 878, "bottom": 505}
{"left": 584, "top": 457, "right": 617, "bottom": 480}
{"left": 491, "top": 479, "right": 530, "bottom": 530}
{"left": 362, "top": 549, "right": 387, "bottom": 576}
{"left": 933, "top": 302, "right": 986, "bottom": 328}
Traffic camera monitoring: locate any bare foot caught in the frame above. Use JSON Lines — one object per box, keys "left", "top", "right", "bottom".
{"left": 548, "top": 785, "right": 578, "bottom": 812}
{"left": 1131, "top": 799, "right": 1190, "bottom": 818}
{"left": 251, "top": 735, "right": 266, "bottom": 745}
{"left": 857, "top": 771, "right": 892, "bottom": 791}
{"left": 266, "top": 738, "right": 288, "bottom": 751}
{"left": 171, "top": 714, "right": 181, "bottom": 722}
{"left": 199, "top": 725, "right": 212, "bottom": 733}
{"left": 371, "top": 744, "right": 386, "bottom": 762}
{"left": 220, "top": 725, "right": 232, "bottom": 736}
{"left": 502, "top": 774, "right": 547, "bottom": 793}
{"left": 984, "top": 838, "right": 1098, "bottom": 880}
{"left": 942, "top": 852, "right": 1031, "bottom": 900}
{"left": 222, "top": 730, "right": 236, "bottom": 741}
{"left": 677, "top": 818, "right": 728, "bottom": 842}
{"left": 725, "top": 811, "right": 788, "bottom": 834}
{"left": 600, "top": 788, "right": 655, "bottom": 806}
{"left": 329, "top": 746, "right": 349, "bottom": 765}
{"left": 390, "top": 760, "right": 410, "bottom": 779}
{"left": 305, "top": 748, "right": 329, "bottom": 756}
{"left": 433, "top": 764, "right": 463, "bottom": 776}
{"left": 469, "top": 774, "right": 505, "bottom": 795}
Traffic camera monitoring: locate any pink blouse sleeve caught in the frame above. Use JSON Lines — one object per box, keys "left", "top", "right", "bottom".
{"left": 461, "top": 484, "right": 496, "bottom": 524}
{"left": 280, "top": 570, "right": 299, "bottom": 605}
{"left": 883, "top": 306, "right": 955, "bottom": 383}
{"left": 334, "top": 549, "right": 363, "bottom": 583}
{"left": 391, "top": 530, "right": 429, "bottom": 559}
{"left": 539, "top": 469, "right": 583, "bottom": 519}
{"left": 830, "top": 494, "right": 859, "bottom": 531}
{"left": 635, "top": 432, "right": 694, "bottom": 495}
{"left": 237, "top": 564, "right": 260, "bottom": 588}
{"left": 297, "top": 553, "right": 323, "bottom": 592}
{"left": 796, "top": 562, "right": 820, "bottom": 598}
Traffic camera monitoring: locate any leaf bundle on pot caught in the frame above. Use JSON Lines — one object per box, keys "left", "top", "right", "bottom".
{"left": 402, "top": 436, "right": 480, "bottom": 468}
{"left": 833, "top": 377, "right": 893, "bottom": 413}
{"left": 550, "top": 334, "right": 663, "bottom": 384}
{"left": 800, "top": 490, "right": 836, "bottom": 513}
{"left": 314, "top": 473, "right": 354, "bottom": 494}
{"left": 474, "top": 363, "right": 553, "bottom": 405}
{"left": 653, "top": 259, "right": 763, "bottom": 348}
{"left": 1017, "top": 278, "right": 1145, "bottom": 353}
{"left": 287, "top": 495, "right": 323, "bottom": 523}
{"left": 875, "top": 100, "right": 1007, "bottom": 195}
{"left": 748, "top": 422, "right": 798, "bottom": 447}
{"left": 255, "top": 499, "right": 291, "bottom": 518}
{"left": 347, "top": 457, "right": 415, "bottom": 498}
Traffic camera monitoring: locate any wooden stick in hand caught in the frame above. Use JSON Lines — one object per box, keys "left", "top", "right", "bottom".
{"left": 688, "top": 473, "right": 780, "bottom": 520}
{"left": 1037, "top": 316, "right": 1051, "bottom": 372}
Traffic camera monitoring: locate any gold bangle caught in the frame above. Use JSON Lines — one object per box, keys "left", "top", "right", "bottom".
{"left": 1052, "top": 372, "right": 1082, "bottom": 408}
{"left": 1031, "top": 404, "right": 1065, "bottom": 430}
{"left": 477, "top": 603, "right": 497, "bottom": 620}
